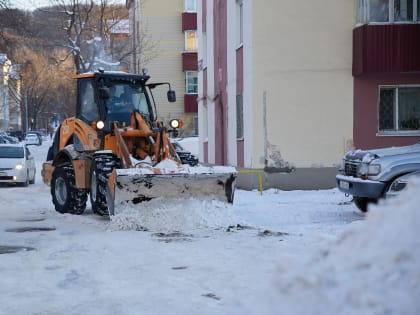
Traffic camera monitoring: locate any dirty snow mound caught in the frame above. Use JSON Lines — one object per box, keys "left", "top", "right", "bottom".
{"left": 108, "top": 198, "right": 239, "bottom": 232}
{"left": 249, "top": 178, "right": 420, "bottom": 315}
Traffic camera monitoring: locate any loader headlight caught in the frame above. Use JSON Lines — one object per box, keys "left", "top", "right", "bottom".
{"left": 170, "top": 119, "right": 180, "bottom": 129}
{"left": 169, "top": 119, "right": 183, "bottom": 129}
{"left": 97, "top": 120, "right": 105, "bottom": 130}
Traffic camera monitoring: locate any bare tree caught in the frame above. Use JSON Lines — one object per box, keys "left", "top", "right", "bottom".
{"left": 12, "top": 46, "right": 74, "bottom": 130}
{"left": 0, "top": 0, "right": 9, "bottom": 9}
{"left": 46, "top": 0, "right": 130, "bottom": 74}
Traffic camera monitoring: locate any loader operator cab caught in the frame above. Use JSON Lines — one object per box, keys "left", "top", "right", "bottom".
{"left": 76, "top": 71, "right": 176, "bottom": 133}
{"left": 103, "top": 82, "right": 152, "bottom": 127}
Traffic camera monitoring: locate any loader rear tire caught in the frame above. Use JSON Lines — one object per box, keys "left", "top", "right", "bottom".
{"left": 90, "top": 156, "right": 119, "bottom": 216}
{"left": 51, "top": 164, "right": 87, "bottom": 215}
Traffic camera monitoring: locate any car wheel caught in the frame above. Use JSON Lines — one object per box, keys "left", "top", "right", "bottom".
{"left": 353, "top": 197, "right": 377, "bottom": 212}
{"left": 29, "top": 173, "right": 35, "bottom": 185}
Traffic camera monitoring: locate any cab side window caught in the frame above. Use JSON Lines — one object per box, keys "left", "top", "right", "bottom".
{"left": 79, "top": 80, "right": 99, "bottom": 123}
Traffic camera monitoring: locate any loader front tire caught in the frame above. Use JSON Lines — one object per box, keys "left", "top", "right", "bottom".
{"left": 51, "top": 164, "right": 87, "bottom": 215}
{"left": 90, "top": 156, "right": 118, "bottom": 216}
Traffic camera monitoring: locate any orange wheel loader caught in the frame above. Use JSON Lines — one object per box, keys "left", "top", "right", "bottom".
{"left": 41, "top": 70, "right": 236, "bottom": 216}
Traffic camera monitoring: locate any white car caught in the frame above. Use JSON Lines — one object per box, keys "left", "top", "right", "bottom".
{"left": 0, "top": 144, "right": 36, "bottom": 186}
{"left": 25, "top": 133, "right": 41, "bottom": 146}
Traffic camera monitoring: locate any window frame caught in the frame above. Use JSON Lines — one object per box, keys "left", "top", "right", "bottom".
{"left": 356, "top": 0, "right": 419, "bottom": 25}
{"left": 185, "top": 71, "right": 198, "bottom": 94}
{"left": 377, "top": 84, "right": 420, "bottom": 136}
{"left": 236, "top": 94, "right": 244, "bottom": 139}
{"left": 77, "top": 79, "right": 99, "bottom": 123}
{"left": 184, "top": 30, "right": 198, "bottom": 52}
{"left": 236, "top": 0, "right": 244, "bottom": 48}
{"left": 184, "top": 0, "right": 197, "bottom": 13}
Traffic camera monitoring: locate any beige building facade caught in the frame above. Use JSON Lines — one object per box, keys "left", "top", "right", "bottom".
{"left": 198, "top": 0, "right": 354, "bottom": 188}
{"left": 139, "top": 0, "right": 198, "bottom": 136}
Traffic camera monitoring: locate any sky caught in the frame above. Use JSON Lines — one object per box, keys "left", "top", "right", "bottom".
{"left": 11, "top": 0, "right": 53, "bottom": 10}
{"left": 10, "top": 0, "right": 126, "bottom": 11}
{"left": 0, "top": 139, "right": 418, "bottom": 314}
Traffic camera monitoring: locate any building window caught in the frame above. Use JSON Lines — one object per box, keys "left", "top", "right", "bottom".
{"left": 185, "top": 71, "right": 198, "bottom": 94}
{"left": 356, "top": 0, "right": 366, "bottom": 23}
{"left": 356, "top": 0, "right": 420, "bottom": 23}
{"left": 184, "top": 0, "right": 197, "bottom": 12}
{"left": 394, "top": 0, "right": 413, "bottom": 21}
{"left": 202, "top": 32, "right": 207, "bottom": 68}
{"left": 194, "top": 116, "right": 198, "bottom": 135}
{"left": 369, "top": 0, "right": 390, "bottom": 22}
{"left": 379, "top": 86, "right": 420, "bottom": 133}
{"left": 236, "top": 94, "right": 244, "bottom": 139}
{"left": 418, "top": 0, "right": 420, "bottom": 20}
{"left": 185, "top": 30, "right": 198, "bottom": 52}
{"left": 236, "top": 0, "right": 243, "bottom": 46}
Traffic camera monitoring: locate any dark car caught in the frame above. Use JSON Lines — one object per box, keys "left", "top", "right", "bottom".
{"left": 0, "top": 133, "right": 19, "bottom": 144}
{"left": 9, "top": 130, "right": 25, "bottom": 141}
{"left": 172, "top": 141, "right": 199, "bottom": 166}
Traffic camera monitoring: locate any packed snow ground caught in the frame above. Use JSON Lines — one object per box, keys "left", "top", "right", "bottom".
{"left": 0, "top": 140, "right": 418, "bottom": 315}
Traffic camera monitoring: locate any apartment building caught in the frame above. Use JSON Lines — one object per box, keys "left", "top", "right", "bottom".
{"left": 353, "top": 0, "right": 420, "bottom": 149}
{"left": 197, "top": 0, "right": 354, "bottom": 189}
{"left": 136, "top": 0, "right": 199, "bottom": 136}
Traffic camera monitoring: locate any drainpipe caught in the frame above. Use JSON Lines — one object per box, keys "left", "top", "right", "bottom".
{"left": 263, "top": 90, "right": 267, "bottom": 167}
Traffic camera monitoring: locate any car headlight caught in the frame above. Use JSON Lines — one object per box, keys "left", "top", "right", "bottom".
{"left": 15, "top": 163, "right": 23, "bottom": 170}
{"left": 358, "top": 163, "right": 368, "bottom": 176}
{"left": 368, "top": 164, "right": 381, "bottom": 176}
{"left": 358, "top": 163, "right": 381, "bottom": 177}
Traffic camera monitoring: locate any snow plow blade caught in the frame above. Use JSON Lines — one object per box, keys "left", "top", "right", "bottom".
{"left": 107, "top": 166, "right": 237, "bottom": 216}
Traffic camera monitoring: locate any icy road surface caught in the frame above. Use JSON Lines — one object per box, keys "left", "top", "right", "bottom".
{"left": 0, "top": 141, "right": 418, "bottom": 315}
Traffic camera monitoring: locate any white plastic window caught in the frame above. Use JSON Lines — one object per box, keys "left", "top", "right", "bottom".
{"left": 236, "top": 0, "right": 243, "bottom": 46}
{"left": 379, "top": 86, "right": 420, "bottom": 133}
{"left": 185, "top": 30, "right": 198, "bottom": 52}
{"left": 184, "top": 0, "right": 197, "bottom": 12}
{"left": 185, "top": 71, "right": 198, "bottom": 94}
{"left": 357, "top": 0, "right": 420, "bottom": 23}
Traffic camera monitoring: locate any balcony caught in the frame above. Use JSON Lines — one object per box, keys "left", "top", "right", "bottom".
{"left": 182, "top": 12, "right": 197, "bottom": 31}
{"left": 353, "top": 23, "right": 420, "bottom": 76}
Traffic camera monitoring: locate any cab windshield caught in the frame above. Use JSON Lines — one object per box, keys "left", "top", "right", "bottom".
{"left": 105, "top": 82, "right": 151, "bottom": 126}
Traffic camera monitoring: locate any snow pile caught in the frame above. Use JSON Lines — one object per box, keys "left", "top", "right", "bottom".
{"left": 118, "top": 159, "right": 236, "bottom": 175}
{"left": 257, "top": 177, "right": 420, "bottom": 315}
{"left": 109, "top": 198, "right": 240, "bottom": 232}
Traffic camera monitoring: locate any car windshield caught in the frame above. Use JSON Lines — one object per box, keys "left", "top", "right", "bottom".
{"left": 172, "top": 142, "right": 184, "bottom": 151}
{"left": 105, "top": 82, "right": 151, "bottom": 126}
{"left": 0, "top": 146, "right": 24, "bottom": 158}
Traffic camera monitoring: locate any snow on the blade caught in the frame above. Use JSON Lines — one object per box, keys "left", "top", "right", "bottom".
{"left": 108, "top": 198, "right": 240, "bottom": 232}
